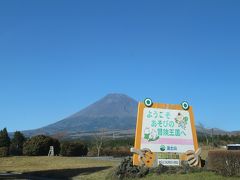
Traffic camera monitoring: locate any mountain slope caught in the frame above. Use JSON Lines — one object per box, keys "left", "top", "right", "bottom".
{"left": 22, "top": 93, "right": 237, "bottom": 138}
{"left": 23, "top": 93, "right": 138, "bottom": 136}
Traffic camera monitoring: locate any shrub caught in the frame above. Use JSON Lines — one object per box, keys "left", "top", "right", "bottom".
{"left": 102, "top": 146, "right": 132, "bottom": 157}
{"left": 112, "top": 157, "right": 149, "bottom": 179}
{"left": 150, "top": 161, "right": 203, "bottom": 175}
{"left": 0, "top": 147, "right": 9, "bottom": 157}
{"left": 60, "top": 142, "right": 88, "bottom": 156}
{"left": 23, "top": 135, "right": 60, "bottom": 156}
{"left": 87, "top": 147, "right": 97, "bottom": 157}
{"left": 151, "top": 163, "right": 169, "bottom": 174}
{"left": 111, "top": 157, "right": 205, "bottom": 179}
{"left": 207, "top": 150, "right": 240, "bottom": 176}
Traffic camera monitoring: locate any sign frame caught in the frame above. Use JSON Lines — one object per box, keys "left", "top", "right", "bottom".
{"left": 133, "top": 102, "right": 199, "bottom": 166}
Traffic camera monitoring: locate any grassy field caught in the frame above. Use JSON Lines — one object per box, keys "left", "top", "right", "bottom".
{"left": 0, "top": 156, "right": 120, "bottom": 179}
{"left": 0, "top": 156, "right": 239, "bottom": 180}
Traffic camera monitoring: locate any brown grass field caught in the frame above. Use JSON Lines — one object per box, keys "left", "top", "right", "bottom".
{"left": 0, "top": 151, "right": 239, "bottom": 180}
{"left": 0, "top": 156, "right": 119, "bottom": 179}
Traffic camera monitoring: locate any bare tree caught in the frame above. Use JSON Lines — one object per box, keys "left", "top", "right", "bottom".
{"left": 94, "top": 129, "right": 106, "bottom": 157}
{"left": 199, "top": 122, "right": 209, "bottom": 146}
{"left": 211, "top": 128, "right": 214, "bottom": 148}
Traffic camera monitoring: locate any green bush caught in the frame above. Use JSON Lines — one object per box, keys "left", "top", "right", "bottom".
{"left": 23, "top": 135, "right": 60, "bottom": 156}
{"left": 60, "top": 142, "right": 88, "bottom": 156}
{"left": 207, "top": 150, "right": 240, "bottom": 176}
{"left": 102, "top": 146, "right": 132, "bottom": 157}
{"left": 0, "top": 147, "right": 9, "bottom": 157}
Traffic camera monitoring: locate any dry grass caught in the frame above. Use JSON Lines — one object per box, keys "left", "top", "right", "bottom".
{"left": 200, "top": 145, "right": 225, "bottom": 160}
{"left": 0, "top": 146, "right": 234, "bottom": 180}
{"left": 0, "top": 156, "right": 120, "bottom": 179}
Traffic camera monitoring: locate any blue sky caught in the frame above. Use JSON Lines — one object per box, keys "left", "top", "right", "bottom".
{"left": 0, "top": 0, "right": 240, "bottom": 132}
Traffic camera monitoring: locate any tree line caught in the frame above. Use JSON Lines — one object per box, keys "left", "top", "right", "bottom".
{"left": 0, "top": 128, "right": 88, "bottom": 157}
{"left": 0, "top": 128, "right": 133, "bottom": 157}
{"left": 2, "top": 127, "right": 237, "bottom": 157}
{"left": 197, "top": 133, "right": 240, "bottom": 147}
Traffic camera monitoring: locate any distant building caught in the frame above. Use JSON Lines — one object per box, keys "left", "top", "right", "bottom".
{"left": 227, "top": 144, "right": 240, "bottom": 150}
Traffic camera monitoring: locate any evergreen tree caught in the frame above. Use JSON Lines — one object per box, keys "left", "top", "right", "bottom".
{"left": 10, "top": 131, "right": 26, "bottom": 155}
{"left": 0, "top": 128, "right": 11, "bottom": 147}
{"left": 12, "top": 131, "right": 26, "bottom": 148}
{"left": 23, "top": 135, "right": 60, "bottom": 156}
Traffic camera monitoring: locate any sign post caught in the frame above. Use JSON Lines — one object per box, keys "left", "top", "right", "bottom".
{"left": 132, "top": 100, "right": 199, "bottom": 167}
